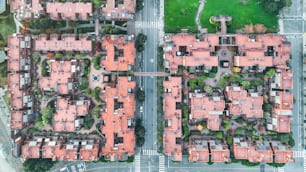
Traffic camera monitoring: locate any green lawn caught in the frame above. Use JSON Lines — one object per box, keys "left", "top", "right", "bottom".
{"left": 0, "top": 8, "right": 16, "bottom": 50}
{"left": 164, "top": 0, "right": 199, "bottom": 33}
{"left": 201, "top": 0, "right": 278, "bottom": 33}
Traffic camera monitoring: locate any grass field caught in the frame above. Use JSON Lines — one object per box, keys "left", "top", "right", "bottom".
{"left": 164, "top": 0, "right": 199, "bottom": 33}
{"left": 201, "top": 0, "right": 278, "bottom": 33}
{"left": 0, "top": 7, "right": 16, "bottom": 50}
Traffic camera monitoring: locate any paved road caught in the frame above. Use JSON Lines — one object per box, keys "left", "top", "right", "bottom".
{"left": 279, "top": 0, "right": 305, "bottom": 172}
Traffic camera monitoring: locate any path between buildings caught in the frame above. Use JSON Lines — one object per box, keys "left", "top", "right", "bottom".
{"left": 195, "top": 0, "right": 206, "bottom": 31}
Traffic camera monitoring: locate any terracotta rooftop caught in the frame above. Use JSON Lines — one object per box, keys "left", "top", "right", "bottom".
{"left": 21, "top": 137, "right": 43, "bottom": 160}
{"left": 209, "top": 140, "right": 230, "bottom": 163}
{"left": 79, "top": 140, "right": 100, "bottom": 161}
{"left": 101, "top": 35, "right": 135, "bottom": 71}
{"left": 163, "top": 77, "right": 182, "bottom": 161}
{"left": 164, "top": 33, "right": 218, "bottom": 73}
{"left": 10, "top": 0, "right": 43, "bottom": 19}
{"left": 101, "top": 0, "right": 135, "bottom": 20}
{"left": 270, "top": 141, "right": 294, "bottom": 163}
{"left": 46, "top": 2, "right": 92, "bottom": 20}
{"left": 233, "top": 138, "right": 273, "bottom": 163}
{"left": 188, "top": 137, "right": 209, "bottom": 162}
{"left": 53, "top": 98, "right": 90, "bottom": 132}
{"left": 6, "top": 34, "right": 31, "bottom": 72}
{"left": 39, "top": 60, "right": 77, "bottom": 94}
{"left": 226, "top": 86, "right": 263, "bottom": 118}
{"left": 10, "top": 111, "right": 25, "bottom": 130}
{"left": 33, "top": 34, "right": 92, "bottom": 52}
{"left": 269, "top": 68, "right": 293, "bottom": 133}
{"left": 41, "top": 138, "right": 63, "bottom": 160}
{"left": 101, "top": 77, "right": 135, "bottom": 161}
{"left": 234, "top": 34, "right": 290, "bottom": 67}
{"left": 189, "top": 93, "right": 225, "bottom": 130}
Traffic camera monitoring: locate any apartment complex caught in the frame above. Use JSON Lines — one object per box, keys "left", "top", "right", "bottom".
{"left": 6, "top": 34, "right": 33, "bottom": 133}
{"left": 101, "top": 0, "right": 136, "bottom": 20}
{"left": 46, "top": 2, "right": 93, "bottom": 20}
{"left": 21, "top": 137, "right": 100, "bottom": 161}
{"left": 101, "top": 35, "right": 135, "bottom": 71}
{"left": 233, "top": 138, "right": 293, "bottom": 163}
{"left": 163, "top": 77, "right": 182, "bottom": 161}
{"left": 101, "top": 76, "right": 136, "bottom": 161}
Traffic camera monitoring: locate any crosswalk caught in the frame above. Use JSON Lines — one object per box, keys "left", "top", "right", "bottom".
{"left": 134, "top": 155, "right": 141, "bottom": 172}
{"left": 159, "top": 155, "right": 165, "bottom": 172}
{"left": 142, "top": 149, "right": 159, "bottom": 156}
{"left": 135, "top": 21, "right": 162, "bottom": 29}
{"left": 293, "top": 150, "right": 305, "bottom": 157}
{"left": 278, "top": 167, "right": 285, "bottom": 172}
{"left": 304, "top": 157, "right": 306, "bottom": 172}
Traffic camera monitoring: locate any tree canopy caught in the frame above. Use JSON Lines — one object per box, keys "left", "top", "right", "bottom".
{"left": 41, "top": 107, "right": 54, "bottom": 126}
{"left": 23, "top": 158, "right": 56, "bottom": 172}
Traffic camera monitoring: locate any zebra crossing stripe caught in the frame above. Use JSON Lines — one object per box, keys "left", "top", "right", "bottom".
{"left": 142, "top": 149, "right": 159, "bottom": 155}
{"left": 135, "top": 155, "right": 141, "bottom": 172}
{"left": 159, "top": 155, "right": 165, "bottom": 172}
{"left": 304, "top": 157, "right": 306, "bottom": 172}
{"left": 278, "top": 167, "right": 284, "bottom": 172}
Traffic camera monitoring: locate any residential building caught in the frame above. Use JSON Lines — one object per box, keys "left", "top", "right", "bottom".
{"left": 225, "top": 86, "right": 263, "bottom": 119}
{"left": 53, "top": 98, "right": 90, "bottom": 132}
{"left": 189, "top": 92, "right": 225, "bottom": 130}
{"left": 22, "top": 137, "right": 100, "bottom": 161}
{"left": 164, "top": 33, "right": 219, "bottom": 74}
{"left": 21, "top": 137, "right": 43, "bottom": 160}
{"left": 163, "top": 77, "right": 182, "bottom": 161}
{"left": 101, "top": 35, "right": 135, "bottom": 71}
{"left": 233, "top": 138, "right": 273, "bottom": 163}
{"left": 268, "top": 68, "right": 293, "bottom": 133}
{"left": 270, "top": 141, "right": 294, "bottom": 163}
{"left": 46, "top": 2, "right": 93, "bottom": 20}
{"left": 33, "top": 34, "right": 92, "bottom": 52}
{"left": 188, "top": 137, "right": 209, "bottom": 162}
{"left": 10, "top": 0, "right": 44, "bottom": 19}
{"left": 209, "top": 140, "right": 230, "bottom": 162}
{"left": 101, "top": 76, "right": 135, "bottom": 161}
{"left": 101, "top": 0, "right": 135, "bottom": 20}
{"left": 234, "top": 34, "right": 291, "bottom": 71}
{"left": 39, "top": 60, "right": 80, "bottom": 94}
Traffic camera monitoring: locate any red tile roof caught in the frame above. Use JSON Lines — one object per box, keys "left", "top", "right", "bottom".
{"left": 101, "top": 0, "right": 135, "bottom": 20}
{"left": 41, "top": 138, "right": 63, "bottom": 160}
{"left": 270, "top": 141, "right": 294, "bottom": 163}
{"left": 101, "top": 77, "right": 135, "bottom": 161}
{"left": 233, "top": 138, "right": 273, "bottom": 163}
{"left": 8, "top": 73, "right": 23, "bottom": 110}
{"left": 46, "top": 2, "right": 92, "bottom": 20}
{"left": 53, "top": 98, "right": 89, "bottom": 132}
{"left": 234, "top": 34, "right": 290, "bottom": 67}
{"left": 79, "top": 140, "right": 99, "bottom": 161}
{"left": 226, "top": 86, "right": 263, "bottom": 118}
{"left": 33, "top": 34, "right": 92, "bottom": 52}
{"left": 10, "top": 111, "right": 24, "bottom": 130}
{"left": 189, "top": 93, "right": 225, "bottom": 130}
{"left": 209, "top": 140, "right": 230, "bottom": 162}
{"left": 10, "top": 0, "right": 44, "bottom": 19}
{"left": 101, "top": 35, "right": 135, "bottom": 71}
{"left": 39, "top": 60, "right": 76, "bottom": 94}
{"left": 164, "top": 33, "right": 218, "bottom": 73}
{"left": 163, "top": 77, "right": 182, "bottom": 161}
{"left": 21, "top": 137, "right": 43, "bottom": 160}
{"left": 269, "top": 68, "right": 293, "bottom": 133}
{"left": 188, "top": 137, "right": 209, "bottom": 162}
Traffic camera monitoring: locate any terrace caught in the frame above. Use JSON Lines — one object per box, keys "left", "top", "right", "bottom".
{"left": 46, "top": 2, "right": 93, "bottom": 20}
{"left": 101, "top": 0, "right": 135, "bottom": 20}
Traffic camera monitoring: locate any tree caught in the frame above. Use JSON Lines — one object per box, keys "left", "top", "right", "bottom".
{"left": 241, "top": 80, "right": 251, "bottom": 89}
{"left": 92, "top": 87, "right": 102, "bottom": 103}
{"left": 135, "top": 125, "right": 146, "bottom": 138}
{"left": 266, "top": 68, "right": 276, "bottom": 77}
{"left": 136, "top": 33, "right": 147, "bottom": 52}
{"left": 79, "top": 77, "right": 89, "bottom": 90}
{"left": 235, "top": 127, "right": 245, "bottom": 135}
{"left": 136, "top": 137, "right": 145, "bottom": 147}
{"left": 188, "top": 79, "right": 198, "bottom": 89}
{"left": 23, "top": 159, "right": 56, "bottom": 172}
{"left": 215, "top": 131, "right": 224, "bottom": 139}
{"left": 93, "top": 106, "right": 101, "bottom": 118}
{"left": 226, "top": 135, "right": 233, "bottom": 145}
{"left": 136, "top": 88, "right": 145, "bottom": 102}
{"left": 136, "top": 0, "right": 144, "bottom": 11}
{"left": 55, "top": 52, "right": 63, "bottom": 59}
{"left": 84, "top": 114, "right": 93, "bottom": 129}
{"left": 41, "top": 107, "right": 54, "bottom": 126}
{"left": 204, "top": 85, "right": 213, "bottom": 95}
{"left": 263, "top": 103, "right": 273, "bottom": 112}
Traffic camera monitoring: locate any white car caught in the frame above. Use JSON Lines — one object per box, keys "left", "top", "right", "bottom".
{"left": 140, "top": 106, "right": 143, "bottom": 113}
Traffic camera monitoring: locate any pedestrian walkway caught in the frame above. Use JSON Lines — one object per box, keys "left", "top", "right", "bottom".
{"left": 142, "top": 149, "right": 159, "bottom": 156}
{"left": 135, "top": 21, "right": 162, "bottom": 29}
{"left": 134, "top": 154, "right": 141, "bottom": 172}
{"left": 293, "top": 150, "right": 305, "bottom": 158}
{"left": 278, "top": 167, "right": 285, "bottom": 172}
{"left": 159, "top": 155, "right": 165, "bottom": 172}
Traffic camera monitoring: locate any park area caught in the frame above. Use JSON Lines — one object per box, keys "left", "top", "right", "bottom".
{"left": 164, "top": 0, "right": 199, "bottom": 33}
{"left": 164, "top": 0, "right": 278, "bottom": 33}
